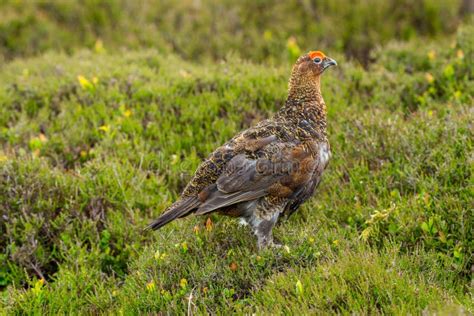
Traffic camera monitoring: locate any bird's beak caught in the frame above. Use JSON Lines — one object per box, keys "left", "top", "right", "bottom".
{"left": 322, "top": 57, "right": 337, "bottom": 70}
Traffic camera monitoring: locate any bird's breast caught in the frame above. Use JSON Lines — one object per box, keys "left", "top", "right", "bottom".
{"left": 319, "top": 142, "right": 331, "bottom": 168}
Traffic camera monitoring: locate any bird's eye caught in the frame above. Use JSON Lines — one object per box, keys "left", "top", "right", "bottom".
{"left": 314, "top": 57, "right": 322, "bottom": 64}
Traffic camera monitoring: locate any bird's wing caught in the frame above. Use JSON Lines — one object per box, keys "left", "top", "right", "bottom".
{"left": 282, "top": 142, "right": 330, "bottom": 218}
{"left": 146, "top": 123, "right": 283, "bottom": 229}
{"left": 282, "top": 175, "right": 321, "bottom": 219}
{"left": 195, "top": 140, "right": 321, "bottom": 215}
{"left": 181, "top": 119, "right": 281, "bottom": 197}
{"left": 147, "top": 119, "right": 324, "bottom": 230}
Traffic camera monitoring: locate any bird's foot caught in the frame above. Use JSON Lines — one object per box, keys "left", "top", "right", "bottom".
{"left": 257, "top": 239, "right": 282, "bottom": 251}
{"left": 270, "top": 241, "right": 283, "bottom": 248}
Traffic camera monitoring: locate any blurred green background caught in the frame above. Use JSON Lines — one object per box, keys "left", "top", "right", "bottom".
{"left": 1, "top": 0, "right": 471, "bottom": 64}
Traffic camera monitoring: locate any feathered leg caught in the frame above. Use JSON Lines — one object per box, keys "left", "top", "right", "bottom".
{"left": 255, "top": 211, "right": 281, "bottom": 250}
{"left": 248, "top": 197, "right": 286, "bottom": 249}
{"left": 250, "top": 196, "right": 288, "bottom": 249}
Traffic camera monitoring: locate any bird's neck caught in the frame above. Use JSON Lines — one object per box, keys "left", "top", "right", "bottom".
{"left": 277, "top": 79, "right": 328, "bottom": 140}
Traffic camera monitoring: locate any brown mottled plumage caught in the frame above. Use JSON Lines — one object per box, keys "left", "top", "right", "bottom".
{"left": 146, "top": 51, "right": 337, "bottom": 249}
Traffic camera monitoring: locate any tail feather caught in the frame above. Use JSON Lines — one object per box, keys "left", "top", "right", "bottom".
{"left": 195, "top": 189, "right": 266, "bottom": 215}
{"left": 145, "top": 197, "right": 200, "bottom": 231}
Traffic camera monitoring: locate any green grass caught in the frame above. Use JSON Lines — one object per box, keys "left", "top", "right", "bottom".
{"left": 0, "top": 0, "right": 467, "bottom": 63}
{"left": 1, "top": 23, "right": 473, "bottom": 314}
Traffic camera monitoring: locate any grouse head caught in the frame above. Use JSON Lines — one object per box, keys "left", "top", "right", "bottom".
{"left": 288, "top": 51, "right": 337, "bottom": 100}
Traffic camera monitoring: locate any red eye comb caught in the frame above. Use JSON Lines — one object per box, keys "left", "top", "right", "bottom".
{"left": 309, "top": 51, "right": 325, "bottom": 60}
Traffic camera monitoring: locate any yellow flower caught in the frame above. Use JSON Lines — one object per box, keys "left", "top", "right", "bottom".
{"left": 94, "top": 39, "right": 106, "bottom": 54}
{"left": 332, "top": 239, "right": 339, "bottom": 246}
{"left": 38, "top": 133, "right": 48, "bottom": 142}
{"left": 179, "top": 69, "right": 191, "bottom": 78}
{"left": 171, "top": 154, "right": 179, "bottom": 165}
{"left": 154, "top": 250, "right": 167, "bottom": 261}
{"left": 146, "top": 281, "right": 155, "bottom": 291}
{"left": 92, "top": 77, "right": 99, "bottom": 85}
{"left": 179, "top": 278, "right": 188, "bottom": 289}
{"left": 427, "top": 50, "right": 436, "bottom": 61}
{"left": 456, "top": 49, "right": 464, "bottom": 59}
{"left": 287, "top": 36, "right": 297, "bottom": 48}
{"left": 0, "top": 153, "right": 7, "bottom": 163}
{"left": 29, "top": 134, "right": 47, "bottom": 152}
{"left": 123, "top": 109, "right": 132, "bottom": 117}
{"left": 360, "top": 227, "right": 372, "bottom": 241}
{"left": 77, "top": 75, "right": 93, "bottom": 90}
{"left": 425, "top": 73, "right": 434, "bottom": 84}
{"left": 295, "top": 280, "right": 304, "bottom": 296}
{"left": 287, "top": 36, "right": 301, "bottom": 61}
{"left": 99, "top": 125, "right": 110, "bottom": 132}
{"left": 32, "top": 278, "right": 45, "bottom": 296}
{"left": 453, "top": 90, "right": 462, "bottom": 100}
{"left": 263, "top": 30, "right": 273, "bottom": 41}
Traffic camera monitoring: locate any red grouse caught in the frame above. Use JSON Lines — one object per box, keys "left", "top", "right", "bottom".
{"left": 147, "top": 51, "right": 337, "bottom": 249}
